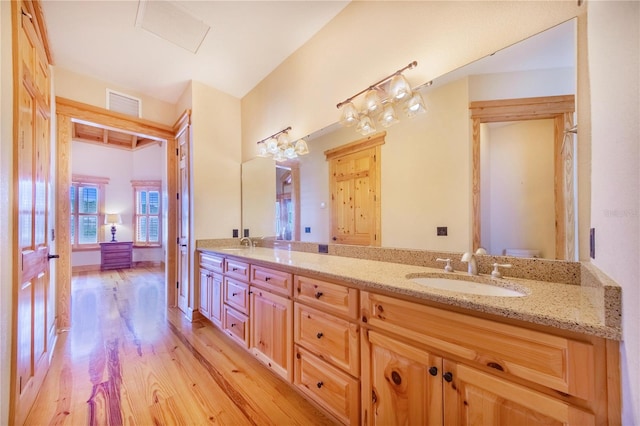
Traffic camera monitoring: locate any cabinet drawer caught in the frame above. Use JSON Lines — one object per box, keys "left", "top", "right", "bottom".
{"left": 200, "top": 252, "right": 224, "bottom": 273}
{"left": 295, "top": 275, "right": 358, "bottom": 319}
{"left": 361, "top": 291, "right": 595, "bottom": 400}
{"left": 224, "top": 277, "right": 250, "bottom": 314}
{"left": 294, "top": 303, "right": 359, "bottom": 377}
{"left": 225, "top": 258, "right": 250, "bottom": 281}
{"left": 294, "top": 346, "right": 359, "bottom": 425}
{"left": 250, "top": 265, "right": 293, "bottom": 297}
{"left": 223, "top": 306, "right": 249, "bottom": 348}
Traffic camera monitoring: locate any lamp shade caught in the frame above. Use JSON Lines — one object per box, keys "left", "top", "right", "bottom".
{"left": 389, "top": 73, "right": 412, "bottom": 100}
{"left": 339, "top": 102, "right": 360, "bottom": 127}
{"left": 104, "top": 213, "right": 122, "bottom": 225}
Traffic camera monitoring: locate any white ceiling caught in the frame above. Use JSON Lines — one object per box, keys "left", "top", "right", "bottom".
{"left": 41, "top": 0, "right": 350, "bottom": 103}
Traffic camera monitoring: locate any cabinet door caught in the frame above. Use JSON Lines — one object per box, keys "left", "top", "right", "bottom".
{"left": 210, "top": 273, "right": 223, "bottom": 328}
{"left": 250, "top": 287, "right": 293, "bottom": 382}
{"left": 442, "top": 360, "right": 595, "bottom": 426}
{"left": 361, "top": 330, "right": 442, "bottom": 426}
{"left": 199, "top": 268, "right": 211, "bottom": 319}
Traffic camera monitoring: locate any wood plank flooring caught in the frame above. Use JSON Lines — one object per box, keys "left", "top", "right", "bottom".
{"left": 25, "top": 267, "right": 335, "bottom": 425}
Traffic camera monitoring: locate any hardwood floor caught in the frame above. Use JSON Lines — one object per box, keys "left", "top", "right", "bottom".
{"left": 25, "top": 267, "right": 335, "bottom": 425}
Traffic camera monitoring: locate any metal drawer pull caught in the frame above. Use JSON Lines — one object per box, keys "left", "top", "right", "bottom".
{"left": 232, "top": 292, "right": 239, "bottom": 296}
{"left": 429, "top": 366, "right": 438, "bottom": 376}
{"left": 443, "top": 372, "right": 453, "bottom": 382}
{"left": 314, "top": 291, "right": 323, "bottom": 299}
{"left": 316, "top": 332, "right": 323, "bottom": 339}
{"left": 316, "top": 381, "right": 324, "bottom": 388}
{"left": 265, "top": 276, "right": 271, "bottom": 281}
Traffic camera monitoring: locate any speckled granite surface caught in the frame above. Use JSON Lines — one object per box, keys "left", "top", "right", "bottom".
{"left": 196, "top": 242, "right": 621, "bottom": 340}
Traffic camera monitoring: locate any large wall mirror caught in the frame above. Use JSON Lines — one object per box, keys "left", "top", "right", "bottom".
{"left": 242, "top": 19, "right": 578, "bottom": 260}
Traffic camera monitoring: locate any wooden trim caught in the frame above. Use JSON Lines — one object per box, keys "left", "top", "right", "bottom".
{"left": 56, "top": 97, "right": 174, "bottom": 141}
{"left": 71, "top": 174, "right": 110, "bottom": 185}
{"left": 469, "top": 95, "right": 575, "bottom": 122}
{"left": 470, "top": 95, "right": 575, "bottom": 259}
{"left": 71, "top": 264, "right": 101, "bottom": 274}
{"left": 130, "top": 179, "right": 161, "bottom": 187}
{"left": 56, "top": 114, "right": 73, "bottom": 330}
{"left": 605, "top": 339, "right": 622, "bottom": 424}
{"left": 324, "top": 131, "right": 386, "bottom": 160}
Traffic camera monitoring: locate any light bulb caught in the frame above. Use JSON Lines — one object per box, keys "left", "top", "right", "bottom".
{"left": 379, "top": 104, "right": 399, "bottom": 128}
{"left": 404, "top": 92, "right": 426, "bottom": 118}
{"left": 356, "top": 115, "right": 376, "bottom": 135}
{"left": 267, "top": 138, "right": 279, "bottom": 154}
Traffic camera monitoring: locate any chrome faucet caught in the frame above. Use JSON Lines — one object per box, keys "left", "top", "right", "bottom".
{"left": 461, "top": 252, "right": 478, "bottom": 275}
{"left": 239, "top": 237, "right": 253, "bottom": 247}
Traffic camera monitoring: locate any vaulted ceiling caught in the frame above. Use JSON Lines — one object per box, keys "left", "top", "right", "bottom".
{"left": 41, "top": 1, "right": 350, "bottom": 104}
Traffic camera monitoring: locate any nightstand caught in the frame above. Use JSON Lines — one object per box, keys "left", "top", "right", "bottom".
{"left": 100, "top": 241, "right": 133, "bottom": 270}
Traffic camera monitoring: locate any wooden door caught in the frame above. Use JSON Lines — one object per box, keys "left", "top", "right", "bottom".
{"left": 13, "top": 2, "right": 54, "bottom": 423}
{"left": 442, "top": 360, "right": 595, "bottom": 426}
{"left": 361, "top": 330, "right": 443, "bottom": 426}
{"left": 210, "top": 273, "right": 223, "bottom": 327}
{"left": 176, "top": 123, "right": 190, "bottom": 314}
{"left": 250, "top": 287, "right": 293, "bottom": 381}
{"left": 325, "top": 134, "right": 383, "bottom": 246}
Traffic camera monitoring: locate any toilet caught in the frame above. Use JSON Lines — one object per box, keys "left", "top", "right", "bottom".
{"left": 504, "top": 248, "right": 541, "bottom": 258}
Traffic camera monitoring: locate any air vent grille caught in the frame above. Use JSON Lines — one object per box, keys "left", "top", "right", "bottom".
{"left": 107, "top": 90, "right": 141, "bottom": 117}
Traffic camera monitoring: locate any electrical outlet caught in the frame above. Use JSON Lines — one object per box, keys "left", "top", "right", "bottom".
{"left": 437, "top": 226, "right": 448, "bottom": 236}
{"left": 232, "top": 229, "right": 239, "bottom": 238}
{"left": 243, "top": 229, "right": 249, "bottom": 237}
{"left": 590, "top": 228, "right": 595, "bottom": 259}
{"left": 318, "top": 244, "right": 329, "bottom": 254}
{"left": 305, "top": 227, "right": 311, "bottom": 233}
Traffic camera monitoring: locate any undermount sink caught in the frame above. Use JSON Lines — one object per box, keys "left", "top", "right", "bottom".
{"left": 407, "top": 274, "right": 527, "bottom": 297}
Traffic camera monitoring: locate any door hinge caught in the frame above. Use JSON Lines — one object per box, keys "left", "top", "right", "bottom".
{"left": 374, "top": 234, "right": 377, "bottom": 241}
{"left": 176, "top": 148, "right": 179, "bottom": 156}
{"left": 176, "top": 281, "right": 179, "bottom": 289}
{"left": 21, "top": 9, "right": 33, "bottom": 21}
{"left": 176, "top": 193, "right": 179, "bottom": 200}
{"left": 177, "top": 237, "right": 179, "bottom": 244}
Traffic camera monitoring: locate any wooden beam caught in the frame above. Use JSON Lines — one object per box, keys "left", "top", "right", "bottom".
{"left": 103, "top": 128, "right": 109, "bottom": 144}
{"left": 131, "top": 134, "right": 137, "bottom": 149}
{"left": 56, "top": 97, "right": 174, "bottom": 140}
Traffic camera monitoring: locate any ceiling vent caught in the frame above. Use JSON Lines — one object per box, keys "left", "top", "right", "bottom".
{"left": 135, "top": 0, "right": 210, "bottom": 54}
{"left": 107, "top": 90, "right": 141, "bottom": 117}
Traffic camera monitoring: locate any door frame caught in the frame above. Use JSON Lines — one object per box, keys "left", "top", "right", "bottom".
{"left": 469, "top": 95, "right": 575, "bottom": 260}
{"left": 55, "top": 97, "right": 178, "bottom": 328}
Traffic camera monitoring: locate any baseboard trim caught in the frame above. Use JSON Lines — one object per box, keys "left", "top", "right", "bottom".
{"left": 71, "top": 264, "right": 101, "bottom": 273}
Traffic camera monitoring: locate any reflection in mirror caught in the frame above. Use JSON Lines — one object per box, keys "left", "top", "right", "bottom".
{"left": 241, "top": 157, "right": 276, "bottom": 238}
{"left": 276, "top": 164, "right": 300, "bottom": 241}
{"left": 241, "top": 19, "right": 577, "bottom": 260}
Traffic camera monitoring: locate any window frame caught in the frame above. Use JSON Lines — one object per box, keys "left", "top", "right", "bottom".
{"left": 70, "top": 174, "right": 109, "bottom": 251}
{"left": 131, "top": 180, "right": 162, "bottom": 247}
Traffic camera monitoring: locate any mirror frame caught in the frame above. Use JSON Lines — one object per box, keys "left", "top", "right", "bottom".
{"left": 470, "top": 94, "right": 576, "bottom": 259}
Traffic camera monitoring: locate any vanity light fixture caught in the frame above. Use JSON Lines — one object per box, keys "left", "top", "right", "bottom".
{"left": 256, "top": 126, "right": 309, "bottom": 162}
{"left": 336, "top": 61, "right": 427, "bottom": 135}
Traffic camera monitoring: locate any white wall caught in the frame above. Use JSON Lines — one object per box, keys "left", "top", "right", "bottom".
{"left": 190, "top": 81, "right": 242, "bottom": 240}
{"left": 71, "top": 141, "right": 165, "bottom": 266}
{"left": 481, "top": 120, "right": 555, "bottom": 257}
{"left": 587, "top": 2, "right": 640, "bottom": 423}
{"left": 54, "top": 67, "right": 176, "bottom": 126}
{"left": 241, "top": 1, "right": 581, "bottom": 161}
{"left": 0, "top": 2, "right": 13, "bottom": 423}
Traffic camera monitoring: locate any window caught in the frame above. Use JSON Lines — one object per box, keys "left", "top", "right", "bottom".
{"left": 132, "top": 180, "right": 162, "bottom": 246}
{"left": 71, "top": 175, "right": 109, "bottom": 249}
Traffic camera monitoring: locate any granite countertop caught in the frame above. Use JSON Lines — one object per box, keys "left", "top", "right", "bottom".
{"left": 200, "top": 246, "right": 621, "bottom": 340}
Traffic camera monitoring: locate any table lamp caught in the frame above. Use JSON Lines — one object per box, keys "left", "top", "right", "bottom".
{"left": 104, "top": 213, "right": 122, "bottom": 242}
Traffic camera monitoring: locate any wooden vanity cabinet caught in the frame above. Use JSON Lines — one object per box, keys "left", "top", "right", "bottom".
{"left": 198, "top": 252, "right": 223, "bottom": 327}
{"left": 293, "top": 275, "right": 361, "bottom": 424}
{"left": 250, "top": 286, "right": 293, "bottom": 381}
{"left": 360, "top": 291, "right": 602, "bottom": 426}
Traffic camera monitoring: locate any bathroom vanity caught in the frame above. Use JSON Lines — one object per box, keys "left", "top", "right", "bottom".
{"left": 196, "top": 245, "right": 621, "bottom": 425}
